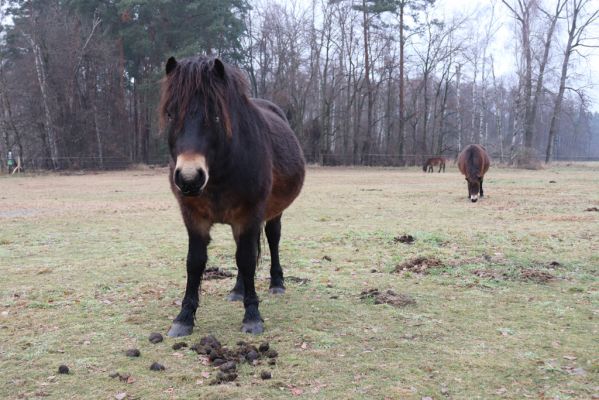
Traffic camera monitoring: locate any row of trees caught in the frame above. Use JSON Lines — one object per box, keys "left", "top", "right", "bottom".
{"left": 0, "top": 0, "right": 247, "bottom": 170}
{"left": 1, "top": 0, "right": 598, "bottom": 171}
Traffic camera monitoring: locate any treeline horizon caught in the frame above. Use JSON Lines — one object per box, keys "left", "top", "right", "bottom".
{"left": 1, "top": 0, "right": 598, "bottom": 171}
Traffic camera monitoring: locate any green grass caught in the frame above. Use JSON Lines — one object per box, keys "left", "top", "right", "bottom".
{"left": 1, "top": 165, "right": 598, "bottom": 399}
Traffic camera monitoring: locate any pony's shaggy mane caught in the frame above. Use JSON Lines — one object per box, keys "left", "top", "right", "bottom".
{"left": 159, "top": 56, "right": 251, "bottom": 138}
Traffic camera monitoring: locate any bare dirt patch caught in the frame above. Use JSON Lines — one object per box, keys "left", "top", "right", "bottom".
{"left": 359, "top": 288, "right": 416, "bottom": 308}
{"left": 393, "top": 257, "right": 443, "bottom": 274}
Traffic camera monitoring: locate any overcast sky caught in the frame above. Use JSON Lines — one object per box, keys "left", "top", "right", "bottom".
{"left": 435, "top": 0, "right": 599, "bottom": 112}
{"left": 276, "top": 0, "right": 599, "bottom": 112}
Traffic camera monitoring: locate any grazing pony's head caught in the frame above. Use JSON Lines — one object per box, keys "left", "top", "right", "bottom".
{"left": 465, "top": 153, "right": 483, "bottom": 202}
{"left": 159, "top": 55, "right": 250, "bottom": 196}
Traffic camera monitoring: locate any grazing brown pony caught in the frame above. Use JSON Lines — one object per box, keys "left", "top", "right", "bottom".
{"left": 159, "top": 56, "right": 305, "bottom": 336}
{"left": 423, "top": 157, "right": 446, "bottom": 173}
{"left": 457, "top": 144, "right": 490, "bottom": 202}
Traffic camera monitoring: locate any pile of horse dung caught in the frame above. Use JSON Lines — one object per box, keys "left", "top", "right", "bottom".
{"left": 360, "top": 289, "right": 416, "bottom": 308}
{"left": 393, "top": 234, "right": 415, "bottom": 244}
{"left": 393, "top": 257, "right": 443, "bottom": 274}
{"left": 203, "top": 267, "right": 234, "bottom": 280}
{"left": 191, "top": 335, "right": 278, "bottom": 384}
{"left": 472, "top": 268, "right": 555, "bottom": 283}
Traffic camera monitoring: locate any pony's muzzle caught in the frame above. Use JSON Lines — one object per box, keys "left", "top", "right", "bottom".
{"left": 470, "top": 194, "right": 478, "bottom": 203}
{"left": 174, "top": 154, "right": 209, "bottom": 196}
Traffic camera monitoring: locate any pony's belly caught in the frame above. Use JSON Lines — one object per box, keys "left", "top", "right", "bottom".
{"left": 265, "top": 172, "right": 304, "bottom": 221}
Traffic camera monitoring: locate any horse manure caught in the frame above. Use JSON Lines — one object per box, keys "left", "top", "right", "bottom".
{"left": 268, "top": 359, "right": 276, "bottom": 366}
{"left": 58, "top": 365, "right": 69, "bottom": 374}
{"left": 199, "top": 335, "right": 221, "bottom": 349}
{"left": 172, "top": 342, "right": 188, "bottom": 350}
{"left": 148, "top": 332, "right": 163, "bottom": 344}
{"left": 360, "top": 288, "right": 416, "bottom": 308}
{"left": 195, "top": 335, "right": 279, "bottom": 384}
{"left": 203, "top": 267, "right": 234, "bottom": 280}
{"left": 286, "top": 276, "right": 310, "bottom": 285}
{"left": 259, "top": 342, "right": 269, "bottom": 353}
{"left": 210, "top": 371, "right": 238, "bottom": 385}
{"left": 548, "top": 261, "right": 562, "bottom": 268}
{"left": 191, "top": 344, "right": 210, "bottom": 355}
{"left": 585, "top": 207, "right": 599, "bottom": 212}
{"left": 322, "top": 255, "right": 332, "bottom": 262}
{"left": 520, "top": 269, "right": 555, "bottom": 283}
{"left": 245, "top": 350, "right": 259, "bottom": 363}
{"left": 393, "top": 257, "right": 443, "bottom": 275}
{"left": 264, "top": 349, "right": 278, "bottom": 359}
{"left": 393, "top": 234, "right": 415, "bottom": 244}
{"left": 149, "top": 362, "right": 165, "bottom": 371}
{"left": 208, "top": 348, "right": 224, "bottom": 361}
{"left": 219, "top": 361, "right": 237, "bottom": 373}
{"left": 549, "top": 180, "right": 557, "bottom": 183}
{"left": 125, "top": 349, "right": 140, "bottom": 357}
{"left": 472, "top": 269, "right": 508, "bottom": 280}
{"left": 212, "top": 358, "right": 226, "bottom": 367}
{"left": 260, "top": 371, "right": 272, "bottom": 380}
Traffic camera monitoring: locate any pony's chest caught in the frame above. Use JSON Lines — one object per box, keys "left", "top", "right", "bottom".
{"left": 179, "top": 191, "right": 257, "bottom": 226}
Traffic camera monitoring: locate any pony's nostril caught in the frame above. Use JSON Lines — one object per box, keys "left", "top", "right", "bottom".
{"left": 197, "top": 169, "right": 207, "bottom": 189}
{"left": 174, "top": 169, "right": 182, "bottom": 187}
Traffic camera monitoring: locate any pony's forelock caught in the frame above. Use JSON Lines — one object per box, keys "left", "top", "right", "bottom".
{"left": 158, "top": 56, "right": 250, "bottom": 138}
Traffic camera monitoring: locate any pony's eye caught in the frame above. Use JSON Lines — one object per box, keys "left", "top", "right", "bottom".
{"left": 215, "top": 116, "right": 220, "bottom": 123}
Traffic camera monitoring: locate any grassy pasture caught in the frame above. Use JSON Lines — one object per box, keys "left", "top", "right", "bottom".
{"left": 0, "top": 164, "right": 598, "bottom": 399}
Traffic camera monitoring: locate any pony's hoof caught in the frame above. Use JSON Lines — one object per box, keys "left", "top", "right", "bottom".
{"left": 269, "top": 286, "right": 286, "bottom": 295}
{"left": 241, "top": 320, "right": 264, "bottom": 334}
{"left": 226, "top": 291, "right": 244, "bottom": 302}
{"left": 167, "top": 322, "right": 193, "bottom": 337}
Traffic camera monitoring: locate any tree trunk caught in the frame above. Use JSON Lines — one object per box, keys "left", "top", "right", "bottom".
{"left": 397, "top": 3, "right": 405, "bottom": 163}
{"left": 29, "top": 37, "right": 60, "bottom": 169}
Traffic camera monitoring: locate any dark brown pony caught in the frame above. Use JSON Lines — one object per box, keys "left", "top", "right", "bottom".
{"left": 423, "top": 157, "right": 446, "bottom": 173}
{"left": 457, "top": 144, "right": 490, "bottom": 202}
{"left": 159, "top": 56, "right": 305, "bottom": 336}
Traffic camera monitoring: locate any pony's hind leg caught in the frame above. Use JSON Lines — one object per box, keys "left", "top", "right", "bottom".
{"left": 235, "top": 223, "right": 264, "bottom": 334}
{"left": 168, "top": 231, "right": 209, "bottom": 337}
{"left": 266, "top": 215, "right": 285, "bottom": 294}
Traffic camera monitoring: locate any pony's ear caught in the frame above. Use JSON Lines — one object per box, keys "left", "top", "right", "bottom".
{"left": 166, "top": 57, "right": 177, "bottom": 75}
{"left": 213, "top": 58, "right": 226, "bottom": 80}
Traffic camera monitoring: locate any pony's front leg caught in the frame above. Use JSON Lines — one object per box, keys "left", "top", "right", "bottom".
{"left": 168, "top": 231, "right": 209, "bottom": 337}
{"left": 235, "top": 223, "right": 263, "bottom": 334}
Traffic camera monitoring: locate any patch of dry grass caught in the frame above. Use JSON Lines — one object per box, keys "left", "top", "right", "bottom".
{"left": 1, "top": 165, "right": 598, "bottom": 399}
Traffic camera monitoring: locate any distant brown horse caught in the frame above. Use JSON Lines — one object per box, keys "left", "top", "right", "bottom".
{"left": 457, "top": 144, "right": 490, "bottom": 202}
{"left": 423, "top": 157, "right": 446, "bottom": 173}
{"left": 159, "top": 55, "right": 305, "bottom": 336}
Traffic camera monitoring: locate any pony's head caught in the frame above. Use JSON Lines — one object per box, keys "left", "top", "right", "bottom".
{"left": 465, "top": 175, "right": 481, "bottom": 202}
{"left": 159, "top": 55, "right": 249, "bottom": 196}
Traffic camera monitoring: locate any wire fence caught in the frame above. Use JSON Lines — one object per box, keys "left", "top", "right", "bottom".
{"left": 1, "top": 153, "right": 598, "bottom": 174}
